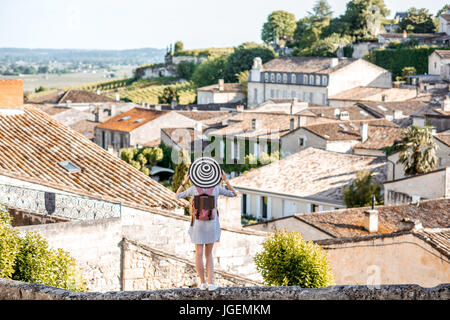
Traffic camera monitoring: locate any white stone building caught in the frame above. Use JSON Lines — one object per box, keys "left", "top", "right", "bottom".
{"left": 197, "top": 79, "right": 245, "bottom": 105}
{"left": 247, "top": 56, "right": 392, "bottom": 108}
{"left": 429, "top": 50, "right": 450, "bottom": 77}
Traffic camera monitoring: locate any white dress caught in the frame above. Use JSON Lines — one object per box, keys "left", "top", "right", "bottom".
{"left": 176, "top": 185, "right": 235, "bottom": 244}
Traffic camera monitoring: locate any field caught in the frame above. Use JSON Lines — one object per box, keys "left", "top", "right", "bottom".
{"left": 1, "top": 65, "right": 135, "bottom": 93}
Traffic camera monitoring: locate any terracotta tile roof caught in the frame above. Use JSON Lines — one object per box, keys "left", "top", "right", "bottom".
{"left": 356, "top": 101, "right": 429, "bottom": 117}
{"left": 440, "top": 14, "right": 450, "bottom": 22}
{"left": 301, "top": 105, "right": 378, "bottom": 121}
{"left": 261, "top": 56, "right": 356, "bottom": 74}
{"left": 413, "top": 228, "right": 450, "bottom": 258}
{"left": 175, "top": 110, "right": 233, "bottom": 126}
{"left": 329, "top": 87, "right": 418, "bottom": 102}
{"left": 143, "top": 138, "right": 161, "bottom": 148}
{"left": 162, "top": 127, "right": 209, "bottom": 151}
{"left": 231, "top": 147, "right": 386, "bottom": 204}
{"left": 0, "top": 106, "right": 185, "bottom": 210}
{"left": 354, "top": 125, "right": 404, "bottom": 150}
{"left": 95, "top": 107, "right": 169, "bottom": 132}
{"left": 435, "top": 133, "right": 450, "bottom": 147}
{"left": 434, "top": 50, "right": 450, "bottom": 59}
{"left": 295, "top": 198, "right": 450, "bottom": 238}
{"left": 207, "top": 112, "right": 337, "bottom": 140}
{"left": 301, "top": 118, "right": 398, "bottom": 141}
{"left": 68, "top": 119, "right": 97, "bottom": 140}
{"left": 197, "top": 83, "right": 243, "bottom": 93}
{"left": 27, "top": 89, "right": 116, "bottom": 104}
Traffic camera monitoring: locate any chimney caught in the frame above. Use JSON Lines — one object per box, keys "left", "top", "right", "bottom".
{"left": 115, "top": 93, "right": 120, "bottom": 101}
{"left": 393, "top": 109, "right": 403, "bottom": 120}
{"left": 361, "top": 123, "right": 368, "bottom": 143}
{"left": 289, "top": 118, "right": 295, "bottom": 131}
{"left": 403, "top": 30, "right": 407, "bottom": 38}
{"left": 297, "top": 115, "right": 306, "bottom": 128}
{"left": 94, "top": 106, "right": 100, "bottom": 122}
{"left": 218, "top": 79, "right": 224, "bottom": 92}
{"left": 0, "top": 80, "right": 24, "bottom": 113}
{"left": 252, "top": 119, "right": 262, "bottom": 130}
{"left": 96, "top": 89, "right": 101, "bottom": 95}
{"left": 364, "top": 209, "right": 378, "bottom": 233}
{"left": 339, "top": 111, "right": 350, "bottom": 121}
{"left": 330, "top": 58, "right": 339, "bottom": 68}
{"left": 236, "top": 105, "right": 244, "bottom": 112}
{"left": 442, "top": 96, "right": 450, "bottom": 112}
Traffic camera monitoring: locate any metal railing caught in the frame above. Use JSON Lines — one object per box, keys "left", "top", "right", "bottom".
{"left": 0, "top": 183, "right": 122, "bottom": 221}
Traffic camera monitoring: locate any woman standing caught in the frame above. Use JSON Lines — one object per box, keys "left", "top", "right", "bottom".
{"left": 175, "top": 170, "right": 237, "bottom": 291}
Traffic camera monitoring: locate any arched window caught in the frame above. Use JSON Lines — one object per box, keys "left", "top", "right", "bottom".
{"left": 270, "top": 73, "right": 275, "bottom": 82}
{"left": 303, "top": 75, "right": 308, "bottom": 84}
{"left": 291, "top": 74, "right": 296, "bottom": 83}
{"left": 316, "top": 75, "right": 321, "bottom": 85}
{"left": 322, "top": 76, "right": 328, "bottom": 86}
{"left": 309, "top": 75, "right": 314, "bottom": 85}
{"left": 277, "top": 73, "right": 282, "bottom": 83}
{"left": 283, "top": 73, "right": 288, "bottom": 83}
{"left": 264, "top": 73, "right": 269, "bottom": 82}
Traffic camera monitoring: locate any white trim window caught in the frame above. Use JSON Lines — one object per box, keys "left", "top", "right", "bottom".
{"left": 270, "top": 73, "right": 275, "bottom": 82}
{"left": 291, "top": 74, "right": 296, "bottom": 83}
{"left": 220, "top": 140, "right": 225, "bottom": 158}
{"left": 316, "top": 75, "right": 321, "bottom": 85}
{"left": 309, "top": 75, "right": 314, "bottom": 85}
{"left": 283, "top": 73, "right": 288, "bottom": 83}
{"left": 322, "top": 75, "right": 328, "bottom": 86}
{"left": 276, "top": 73, "right": 281, "bottom": 83}
{"left": 264, "top": 73, "right": 269, "bottom": 82}
{"left": 303, "top": 74, "right": 308, "bottom": 84}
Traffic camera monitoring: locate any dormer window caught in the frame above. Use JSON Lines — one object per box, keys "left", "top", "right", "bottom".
{"left": 316, "top": 75, "right": 321, "bottom": 85}
{"left": 303, "top": 75, "right": 308, "bottom": 84}
{"left": 309, "top": 75, "right": 314, "bottom": 85}
{"left": 58, "top": 161, "right": 81, "bottom": 173}
{"left": 270, "top": 73, "right": 275, "bottom": 82}
{"left": 291, "top": 74, "right": 296, "bottom": 83}
{"left": 283, "top": 73, "right": 288, "bottom": 83}
{"left": 264, "top": 73, "right": 269, "bottom": 82}
{"left": 322, "top": 76, "right": 328, "bottom": 86}
{"left": 276, "top": 73, "right": 281, "bottom": 83}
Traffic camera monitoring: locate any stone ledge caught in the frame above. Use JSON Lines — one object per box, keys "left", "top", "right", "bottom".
{"left": 0, "top": 278, "right": 448, "bottom": 300}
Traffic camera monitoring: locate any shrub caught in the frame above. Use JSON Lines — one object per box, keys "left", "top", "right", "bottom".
{"left": 12, "top": 232, "right": 86, "bottom": 292}
{"left": 342, "top": 170, "right": 382, "bottom": 208}
{"left": 0, "top": 205, "right": 20, "bottom": 279}
{"left": 254, "top": 230, "right": 334, "bottom": 288}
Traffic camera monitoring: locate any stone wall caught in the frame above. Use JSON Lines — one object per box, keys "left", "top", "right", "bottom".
{"left": 122, "top": 238, "right": 261, "bottom": 291}
{"left": 0, "top": 278, "right": 448, "bottom": 300}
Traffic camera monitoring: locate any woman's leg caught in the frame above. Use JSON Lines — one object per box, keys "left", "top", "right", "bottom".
{"left": 204, "top": 243, "right": 215, "bottom": 284}
{"left": 195, "top": 244, "right": 206, "bottom": 284}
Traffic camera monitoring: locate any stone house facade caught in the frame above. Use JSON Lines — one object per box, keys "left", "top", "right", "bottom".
{"left": 247, "top": 57, "right": 392, "bottom": 108}
{"left": 429, "top": 50, "right": 450, "bottom": 76}
{"left": 197, "top": 79, "right": 245, "bottom": 105}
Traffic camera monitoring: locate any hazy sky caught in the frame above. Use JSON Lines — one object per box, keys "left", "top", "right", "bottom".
{"left": 0, "top": 0, "right": 446, "bottom": 50}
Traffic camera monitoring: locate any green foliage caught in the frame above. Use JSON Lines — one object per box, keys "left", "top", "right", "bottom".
{"left": 173, "top": 47, "right": 234, "bottom": 57}
{"left": 120, "top": 147, "right": 163, "bottom": 176}
{"left": 236, "top": 70, "right": 249, "bottom": 101}
{"left": 158, "top": 143, "right": 176, "bottom": 170}
{"left": 174, "top": 41, "right": 184, "bottom": 53}
{"left": 296, "top": 33, "right": 353, "bottom": 57}
{"left": 261, "top": 10, "right": 297, "bottom": 44}
{"left": 401, "top": 66, "right": 417, "bottom": 80}
{"left": 308, "top": 0, "right": 333, "bottom": 22}
{"left": 158, "top": 86, "right": 180, "bottom": 104}
{"left": 399, "top": 8, "right": 436, "bottom": 33}
{"left": 436, "top": 4, "right": 450, "bottom": 17}
{"left": 365, "top": 46, "right": 450, "bottom": 79}
{"left": 34, "top": 86, "right": 47, "bottom": 93}
{"left": 12, "top": 232, "right": 86, "bottom": 291}
{"left": 322, "top": 0, "right": 389, "bottom": 41}
{"left": 171, "top": 150, "right": 192, "bottom": 193}
{"left": 0, "top": 204, "right": 85, "bottom": 291}
{"left": 221, "top": 150, "right": 280, "bottom": 174}
{"left": 397, "top": 125, "right": 439, "bottom": 176}
{"left": 0, "top": 205, "right": 20, "bottom": 279}
{"left": 343, "top": 170, "right": 382, "bottom": 208}
{"left": 224, "top": 43, "right": 275, "bottom": 82}
{"left": 176, "top": 61, "right": 196, "bottom": 80}
{"left": 191, "top": 55, "right": 228, "bottom": 88}
{"left": 254, "top": 230, "right": 334, "bottom": 287}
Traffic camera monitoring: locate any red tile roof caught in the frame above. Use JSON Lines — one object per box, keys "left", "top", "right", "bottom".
{"left": 197, "top": 83, "right": 243, "bottom": 93}
{"left": 96, "top": 107, "right": 169, "bottom": 132}
{"left": 0, "top": 106, "right": 185, "bottom": 210}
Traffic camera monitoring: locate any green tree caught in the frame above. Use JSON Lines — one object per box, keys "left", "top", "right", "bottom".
{"left": 399, "top": 8, "right": 436, "bottom": 33}
{"left": 120, "top": 147, "right": 163, "bottom": 176}
{"left": 261, "top": 10, "right": 297, "bottom": 44}
{"left": 343, "top": 170, "right": 382, "bottom": 208}
{"left": 224, "top": 42, "right": 275, "bottom": 82}
{"left": 236, "top": 70, "right": 249, "bottom": 101}
{"left": 396, "top": 125, "right": 439, "bottom": 176}
{"left": 176, "top": 61, "right": 196, "bottom": 80}
{"left": 436, "top": 4, "right": 450, "bottom": 17}
{"left": 296, "top": 33, "right": 353, "bottom": 57}
{"left": 191, "top": 55, "right": 228, "bottom": 88}
{"left": 174, "top": 41, "right": 184, "bottom": 53}
{"left": 322, "top": 0, "right": 389, "bottom": 40}
{"left": 171, "top": 150, "right": 192, "bottom": 192}
{"left": 308, "top": 0, "right": 333, "bottom": 23}
{"left": 254, "top": 230, "right": 334, "bottom": 287}
{"left": 401, "top": 66, "right": 417, "bottom": 80}
{"left": 158, "top": 86, "right": 180, "bottom": 104}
